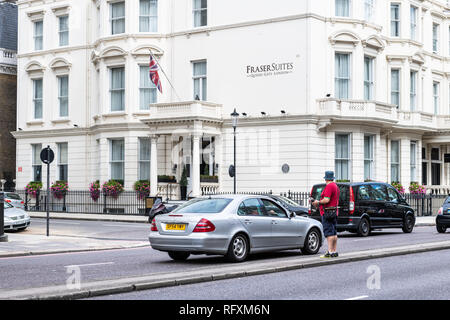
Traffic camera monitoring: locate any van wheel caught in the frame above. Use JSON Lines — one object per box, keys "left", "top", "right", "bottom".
{"left": 357, "top": 217, "right": 370, "bottom": 237}
{"left": 226, "top": 234, "right": 249, "bottom": 262}
{"left": 402, "top": 214, "right": 415, "bottom": 233}
{"left": 168, "top": 251, "right": 190, "bottom": 261}
{"left": 301, "top": 228, "right": 321, "bottom": 255}
{"left": 437, "top": 225, "right": 447, "bottom": 233}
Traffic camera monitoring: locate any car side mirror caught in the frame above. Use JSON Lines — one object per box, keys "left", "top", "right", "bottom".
{"left": 290, "top": 212, "right": 296, "bottom": 218}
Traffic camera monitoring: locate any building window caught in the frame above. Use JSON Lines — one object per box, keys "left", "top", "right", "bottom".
{"left": 391, "top": 140, "right": 400, "bottom": 182}
{"left": 410, "top": 6, "right": 417, "bottom": 40}
{"left": 193, "top": 61, "right": 207, "bottom": 101}
{"left": 33, "top": 78, "right": 43, "bottom": 119}
{"left": 433, "top": 82, "right": 440, "bottom": 115}
{"left": 410, "top": 71, "right": 417, "bottom": 111}
{"left": 410, "top": 142, "right": 417, "bottom": 182}
{"left": 391, "top": 69, "right": 400, "bottom": 108}
{"left": 139, "top": 65, "right": 156, "bottom": 110}
{"left": 335, "top": 134, "right": 350, "bottom": 181}
{"left": 433, "top": 23, "right": 439, "bottom": 54}
{"left": 364, "top": 135, "right": 374, "bottom": 181}
{"left": 32, "top": 144, "right": 42, "bottom": 182}
{"left": 193, "top": 0, "right": 207, "bottom": 27}
{"left": 110, "top": 67, "right": 125, "bottom": 111}
{"left": 390, "top": 4, "right": 400, "bottom": 37}
{"left": 139, "top": 0, "right": 158, "bottom": 32}
{"left": 111, "top": 1, "right": 125, "bottom": 35}
{"left": 34, "top": 20, "right": 43, "bottom": 50}
{"left": 364, "top": 0, "right": 375, "bottom": 22}
{"left": 139, "top": 138, "right": 151, "bottom": 180}
{"left": 364, "top": 56, "right": 374, "bottom": 100}
{"left": 335, "top": 53, "right": 350, "bottom": 99}
{"left": 59, "top": 15, "right": 69, "bottom": 46}
{"left": 58, "top": 75, "right": 69, "bottom": 117}
{"left": 110, "top": 139, "right": 125, "bottom": 181}
{"left": 335, "top": 0, "right": 350, "bottom": 17}
{"left": 57, "top": 142, "right": 68, "bottom": 182}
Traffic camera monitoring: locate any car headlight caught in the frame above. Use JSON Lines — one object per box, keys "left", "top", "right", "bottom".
{"left": 4, "top": 217, "right": 11, "bottom": 222}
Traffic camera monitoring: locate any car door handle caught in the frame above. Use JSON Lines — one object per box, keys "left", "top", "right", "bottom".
{"left": 244, "top": 219, "right": 252, "bottom": 224}
{"left": 271, "top": 220, "right": 278, "bottom": 225}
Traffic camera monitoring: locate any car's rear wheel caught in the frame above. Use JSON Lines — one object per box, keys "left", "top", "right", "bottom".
{"left": 357, "top": 217, "right": 370, "bottom": 237}
{"left": 301, "top": 228, "right": 321, "bottom": 255}
{"left": 437, "top": 224, "right": 447, "bottom": 233}
{"left": 226, "top": 233, "right": 249, "bottom": 262}
{"left": 168, "top": 251, "right": 190, "bottom": 261}
{"left": 402, "top": 214, "right": 415, "bottom": 233}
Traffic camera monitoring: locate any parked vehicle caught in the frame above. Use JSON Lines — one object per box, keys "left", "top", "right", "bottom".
{"left": 148, "top": 198, "right": 178, "bottom": 223}
{"left": 436, "top": 197, "right": 450, "bottom": 233}
{"left": 267, "top": 195, "right": 308, "bottom": 216}
{"left": 3, "top": 202, "right": 30, "bottom": 231}
{"left": 149, "top": 195, "right": 324, "bottom": 262}
{"left": 309, "top": 182, "right": 415, "bottom": 237}
{"left": 4, "top": 192, "right": 25, "bottom": 209}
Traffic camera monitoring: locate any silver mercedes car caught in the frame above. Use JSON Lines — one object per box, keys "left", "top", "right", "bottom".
{"left": 3, "top": 201, "right": 31, "bottom": 231}
{"left": 149, "top": 194, "right": 324, "bottom": 262}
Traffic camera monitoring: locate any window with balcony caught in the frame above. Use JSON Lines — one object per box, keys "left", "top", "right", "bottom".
{"left": 57, "top": 142, "right": 68, "bottom": 182}
{"left": 390, "top": 4, "right": 400, "bottom": 37}
{"left": 335, "top": 53, "right": 350, "bottom": 99}
{"left": 32, "top": 144, "right": 42, "bottom": 182}
{"left": 410, "top": 71, "right": 417, "bottom": 111}
{"left": 139, "top": 65, "right": 157, "bottom": 110}
{"left": 433, "top": 82, "right": 440, "bottom": 115}
{"left": 34, "top": 20, "right": 43, "bottom": 50}
{"left": 193, "top": 61, "right": 207, "bottom": 101}
{"left": 335, "top": 134, "right": 350, "bottom": 181}
{"left": 391, "top": 69, "right": 400, "bottom": 108}
{"left": 111, "top": 1, "right": 125, "bottom": 35}
{"left": 139, "top": 138, "right": 151, "bottom": 180}
{"left": 110, "top": 139, "right": 125, "bottom": 181}
{"left": 139, "top": 0, "right": 158, "bottom": 32}
{"left": 336, "top": 0, "right": 350, "bottom": 17}
{"left": 110, "top": 67, "right": 125, "bottom": 111}
{"left": 193, "top": 0, "right": 207, "bottom": 27}
{"left": 410, "top": 6, "right": 417, "bottom": 40}
{"left": 364, "top": 56, "right": 374, "bottom": 100}
{"left": 59, "top": 15, "right": 69, "bottom": 46}
{"left": 58, "top": 75, "right": 69, "bottom": 117}
{"left": 364, "top": 135, "right": 374, "bottom": 181}
{"left": 33, "top": 78, "right": 43, "bottom": 119}
{"left": 391, "top": 140, "right": 400, "bottom": 182}
{"left": 433, "top": 23, "right": 439, "bottom": 54}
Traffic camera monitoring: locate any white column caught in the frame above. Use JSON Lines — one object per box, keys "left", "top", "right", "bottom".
{"left": 191, "top": 134, "right": 201, "bottom": 197}
{"left": 150, "top": 135, "right": 158, "bottom": 196}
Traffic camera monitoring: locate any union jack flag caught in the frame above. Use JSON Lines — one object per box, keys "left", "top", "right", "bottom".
{"left": 149, "top": 54, "right": 162, "bottom": 93}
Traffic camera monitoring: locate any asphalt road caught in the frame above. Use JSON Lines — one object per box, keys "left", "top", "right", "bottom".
{"left": 93, "top": 249, "right": 450, "bottom": 300}
{"left": 1, "top": 220, "right": 449, "bottom": 293}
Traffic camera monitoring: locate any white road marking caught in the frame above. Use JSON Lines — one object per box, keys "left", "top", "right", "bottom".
{"left": 64, "top": 262, "right": 115, "bottom": 268}
{"left": 345, "top": 295, "right": 369, "bottom": 300}
{"left": 102, "top": 224, "right": 148, "bottom": 228}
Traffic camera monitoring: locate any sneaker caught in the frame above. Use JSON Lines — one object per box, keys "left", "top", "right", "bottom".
{"left": 331, "top": 252, "right": 339, "bottom": 258}
{"left": 320, "top": 251, "right": 332, "bottom": 258}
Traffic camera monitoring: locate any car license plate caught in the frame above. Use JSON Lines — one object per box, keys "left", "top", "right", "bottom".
{"left": 166, "top": 224, "right": 185, "bottom": 231}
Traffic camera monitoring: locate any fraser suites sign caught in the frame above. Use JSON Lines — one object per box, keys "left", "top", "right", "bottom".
{"left": 246, "top": 62, "right": 294, "bottom": 78}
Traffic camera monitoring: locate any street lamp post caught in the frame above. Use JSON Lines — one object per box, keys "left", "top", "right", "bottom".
{"left": 0, "top": 192, "right": 8, "bottom": 242}
{"left": 230, "top": 108, "right": 239, "bottom": 194}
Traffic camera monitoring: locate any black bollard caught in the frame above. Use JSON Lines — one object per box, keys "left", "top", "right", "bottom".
{"left": 0, "top": 192, "right": 8, "bottom": 242}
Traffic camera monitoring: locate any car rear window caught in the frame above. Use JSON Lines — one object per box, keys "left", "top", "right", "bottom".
{"left": 311, "top": 184, "right": 349, "bottom": 204}
{"left": 5, "top": 193, "right": 22, "bottom": 200}
{"left": 172, "top": 198, "right": 233, "bottom": 214}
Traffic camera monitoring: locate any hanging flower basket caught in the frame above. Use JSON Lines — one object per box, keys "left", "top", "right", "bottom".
{"left": 102, "top": 180, "right": 124, "bottom": 199}
{"left": 134, "top": 180, "right": 150, "bottom": 200}
{"left": 391, "top": 181, "right": 405, "bottom": 194}
{"left": 25, "top": 181, "right": 42, "bottom": 198}
{"left": 89, "top": 180, "right": 101, "bottom": 202}
{"left": 50, "top": 181, "right": 68, "bottom": 199}
{"left": 409, "top": 182, "right": 426, "bottom": 195}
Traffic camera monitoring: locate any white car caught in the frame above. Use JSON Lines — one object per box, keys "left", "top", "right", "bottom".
{"left": 3, "top": 202, "right": 30, "bottom": 231}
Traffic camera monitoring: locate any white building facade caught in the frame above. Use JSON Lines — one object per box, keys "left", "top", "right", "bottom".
{"left": 13, "top": 0, "right": 450, "bottom": 197}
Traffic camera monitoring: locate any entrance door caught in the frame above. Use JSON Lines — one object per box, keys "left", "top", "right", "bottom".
{"left": 431, "top": 163, "right": 441, "bottom": 185}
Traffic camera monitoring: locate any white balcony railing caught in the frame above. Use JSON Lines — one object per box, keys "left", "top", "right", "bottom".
{"left": 149, "top": 101, "right": 223, "bottom": 121}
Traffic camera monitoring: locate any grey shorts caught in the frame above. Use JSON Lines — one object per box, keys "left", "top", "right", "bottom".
{"left": 322, "top": 215, "right": 337, "bottom": 237}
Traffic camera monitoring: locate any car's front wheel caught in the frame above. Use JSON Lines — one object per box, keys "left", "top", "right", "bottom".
{"left": 226, "top": 233, "right": 249, "bottom": 262}
{"left": 301, "top": 228, "right": 321, "bottom": 255}
{"left": 168, "top": 251, "right": 190, "bottom": 261}
{"left": 437, "top": 224, "right": 447, "bottom": 233}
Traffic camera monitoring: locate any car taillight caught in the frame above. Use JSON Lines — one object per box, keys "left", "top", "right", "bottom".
{"left": 349, "top": 187, "right": 355, "bottom": 215}
{"left": 438, "top": 207, "right": 443, "bottom": 215}
{"left": 151, "top": 218, "right": 158, "bottom": 231}
{"left": 5, "top": 199, "right": 11, "bottom": 203}
{"left": 21, "top": 201, "right": 24, "bottom": 204}
{"left": 193, "top": 218, "right": 215, "bottom": 232}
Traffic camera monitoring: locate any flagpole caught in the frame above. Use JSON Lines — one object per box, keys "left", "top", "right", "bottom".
{"left": 149, "top": 49, "right": 183, "bottom": 102}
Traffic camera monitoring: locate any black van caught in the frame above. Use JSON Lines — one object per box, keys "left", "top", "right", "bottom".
{"left": 309, "top": 182, "right": 415, "bottom": 237}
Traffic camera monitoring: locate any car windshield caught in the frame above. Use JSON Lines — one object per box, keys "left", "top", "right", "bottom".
{"left": 172, "top": 198, "right": 233, "bottom": 214}
{"left": 277, "top": 196, "right": 300, "bottom": 207}
{"left": 3, "top": 202, "right": 13, "bottom": 209}
{"left": 5, "top": 193, "right": 22, "bottom": 200}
